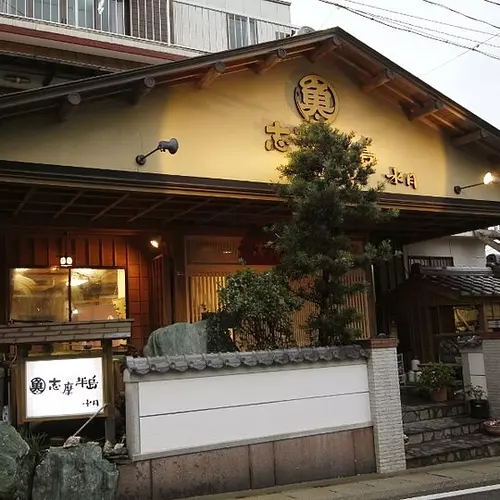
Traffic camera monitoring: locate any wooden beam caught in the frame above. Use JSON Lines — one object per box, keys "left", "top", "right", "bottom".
{"left": 91, "top": 193, "right": 129, "bottom": 222}
{"left": 163, "top": 200, "right": 210, "bottom": 224}
{"left": 452, "top": 129, "right": 490, "bottom": 147}
{"left": 13, "top": 187, "right": 36, "bottom": 217}
{"left": 198, "top": 62, "right": 226, "bottom": 90}
{"left": 254, "top": 49, "right": 287, "bottom": 75}
{"left": 308, "top": 36, "right": 342, "bottom": 63}
{"left": 53, "top": 190, "right": 84, "bottom": 219}
{"left": 362, "top": 69, "right": 395, "bottom": 93}
{"left": 202, "top": 201, "right": 250, "bottom": 223}
{"left": 128, "top": 197, "right": 172, "bottom": 223}
{"left": 58, "top": 93, "right": 81, "bottom": 122}
{"left": 129, "top": 76, "right": 156, "bottom": 105}
{"left": 406, "top": 99, "right": 445, "bottom": 122}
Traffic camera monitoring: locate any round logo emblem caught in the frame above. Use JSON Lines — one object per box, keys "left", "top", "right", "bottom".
{"left": 294, "top": 75, "right": 338, "bottom": 123}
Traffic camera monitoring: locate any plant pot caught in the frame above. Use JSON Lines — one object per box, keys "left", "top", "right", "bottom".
{"left": 484, "top": 419, "right": 500, "bottom": 436}
{"left": 430, "top": 387, "right": 448, "bottom": 403}
{"left": 470, "top": 400, "right": 490, "bottom": 419}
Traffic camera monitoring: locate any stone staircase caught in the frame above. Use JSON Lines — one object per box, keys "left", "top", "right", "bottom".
{"left": 404, "top": 401, "right": 500, "bottom": 468}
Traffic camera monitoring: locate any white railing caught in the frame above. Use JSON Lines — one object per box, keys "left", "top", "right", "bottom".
{"left": 172, "top": 1, "right": 296, "bottom": 53}
{"left": 0, "top": 0, "right": 296, "bottom": 53}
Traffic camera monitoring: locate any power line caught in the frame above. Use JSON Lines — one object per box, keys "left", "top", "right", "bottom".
{"left": 363, "top": 11, "right": 500, "bottom": 49}
{"left": 421, "top": 31, "right": 500, "bottom": 76}
{"left": 343, "top": 6, "right": 500, "bottom": 49}
{"left": 335, "top": 0, "right": 497, "bottom": 37}
{"left": 418, "top": 0, "right": 500, "bottom": 32}
{"left": 483, "top": 0, "right": 500, "bottom": 6}
{"left": 318, "top": 0, "right": 500, "bottom": 62}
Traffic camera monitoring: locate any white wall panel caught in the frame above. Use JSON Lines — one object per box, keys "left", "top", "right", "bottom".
{"left": 139, "top": 391, "right": 371, "bottom": 455}
{"left": 469, "top": 352, "right": 485, "bottom": 376}
{"left": 139, "top": 363, "right": 369, "bottom": 416}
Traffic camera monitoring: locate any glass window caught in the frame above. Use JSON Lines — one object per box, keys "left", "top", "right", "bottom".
{"left": 70, "top": 268, "right": 126, "bottom": 321}
{"left": 10, "top": 268, "right": 69, "bottom": 323}
{"left": 408, "top": 256, "right": 454, "bottom": 268}
{"left": 10, "top": 268, "right": 126, "bottom": 323}
{"left": 227, "top": 14, "right": 257, "bottom": 49}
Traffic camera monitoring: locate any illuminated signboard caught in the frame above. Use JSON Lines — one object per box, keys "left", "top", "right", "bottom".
{"left": 25, "top": 357, "right": 104, "bottom": 420}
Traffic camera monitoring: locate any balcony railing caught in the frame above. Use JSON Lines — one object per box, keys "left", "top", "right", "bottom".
{"left": 0, "top": 0, "right": 296, "bottom": 53}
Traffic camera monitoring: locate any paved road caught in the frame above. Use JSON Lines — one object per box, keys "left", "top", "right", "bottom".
{"left": 451, "top": 495, "right": 498, "bottom": 499}
{"left": 403, "top": 484, "right": 500, "bottom": 500}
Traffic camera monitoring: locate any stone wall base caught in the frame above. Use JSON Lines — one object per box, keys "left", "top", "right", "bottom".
{"left": 116, "top": 427, "right": 375, "bottom": 499}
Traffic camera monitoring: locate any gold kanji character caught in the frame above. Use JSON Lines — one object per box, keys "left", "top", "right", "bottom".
{"left": 294, "top": 75, "right": 337, "bottom": 123}
{"left": 265, "top": 121, "right": 292, "bottom": 152}
{"left": 361, "top": 149, "right": 376, "bottom": 166}
{"left": 385, "top": 167, "right": 404, "bottom": 185}
{"left": 406, "top": 173, "right": 417, "bottom": 189}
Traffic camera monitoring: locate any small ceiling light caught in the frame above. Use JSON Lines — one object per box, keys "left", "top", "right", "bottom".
{"left": 3, "top": 74, "right": 31, "bottom": 85}
{"left": 454, "top": 172, "right": 499, "bottom": 195}
{"left": 136, "top": 139, "right": 179, "bottom": 166}
{"left": 150, "top": 239, "right": 160, "bottom": 249}
{"left": 59, "top": 255, "right": 73, "bottom": 268}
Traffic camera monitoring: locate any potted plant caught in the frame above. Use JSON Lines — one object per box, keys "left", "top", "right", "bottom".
{"left": 418, "top": 363, "right": 455, "bottom": 403}
{"left": 466, "top": 384, "right": 490, "bottom": 419}
{"left": 484, "top": 419, "right": 500, "bottom": 436}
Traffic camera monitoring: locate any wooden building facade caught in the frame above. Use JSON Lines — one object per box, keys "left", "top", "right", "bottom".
{"left": 0, "top": 28, "right": 500, "bottom": 355}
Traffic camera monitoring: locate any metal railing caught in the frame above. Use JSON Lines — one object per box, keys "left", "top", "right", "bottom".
{"left": 0, "top": 0, "right": 296, "bottom": 53}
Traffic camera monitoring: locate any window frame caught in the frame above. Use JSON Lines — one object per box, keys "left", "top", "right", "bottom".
{"left": 9, "top": 266, "right": 128, "bottom": 324}
{"left": 408, "top": 255, "right": 454, "bottom": 268}
{"left": 227, "top": 13, "right": 258, "bottom": 49}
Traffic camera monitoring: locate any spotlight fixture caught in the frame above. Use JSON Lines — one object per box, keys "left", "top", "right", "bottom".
{"left": 454, "top": 172, "right": 499, "bottom": 195}
{"left": 150, "top": 239, "right": 160, "bottom": 249}
{"left": 136, "top": 139, "right": 179, "bottom": 166}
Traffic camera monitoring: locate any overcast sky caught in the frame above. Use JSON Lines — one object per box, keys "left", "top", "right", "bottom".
{"left": 289, "top": 0, "right": 500, "bottom": 128}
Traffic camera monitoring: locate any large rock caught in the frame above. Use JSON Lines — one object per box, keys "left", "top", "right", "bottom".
{"left": 0, "top": 423, "right": 33, "bottom": 500}
{"left": 144, "top": 320, "right": 208, "bottom": 357}
{"left": 32, "top": 443, "right": 118, "bottom": 500}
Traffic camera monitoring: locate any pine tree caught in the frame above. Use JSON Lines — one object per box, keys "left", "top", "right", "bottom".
{"left": 271, "top": 121, "right": 396, "bottom": 346}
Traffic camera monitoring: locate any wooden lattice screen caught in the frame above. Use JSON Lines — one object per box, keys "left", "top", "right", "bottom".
{"left": 185, "top": 236, "right": 374, "bottom": 346}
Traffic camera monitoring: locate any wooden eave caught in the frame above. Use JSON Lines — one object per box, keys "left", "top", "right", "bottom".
{"left": 0, "top": 161, "right": 499, "bottom": 242}
{"left": 0, "top": 28, "right": 499, "bottom": 160}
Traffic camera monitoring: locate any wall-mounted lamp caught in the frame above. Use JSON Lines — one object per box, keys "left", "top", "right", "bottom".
{"left": 454, "top": 172, "right": 499, "bottom": 195}
{"left": 150, "top": 239, "right": 160, "bottom": 249}
{"left": 59, "top": 255, "right": 73, "bottom": 268}
{"left": 136, "top": 139, "right": 179, "bottom": 166}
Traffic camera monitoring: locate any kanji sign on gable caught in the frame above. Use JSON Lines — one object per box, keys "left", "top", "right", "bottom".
{"left": 294, "top": 75, "right": 338, "bottom": 123}
{"left": 25, "top": 357, "right": 104, "bottom": 419}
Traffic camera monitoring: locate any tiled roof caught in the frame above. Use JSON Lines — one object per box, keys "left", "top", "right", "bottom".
{"left": 418, "top": 267, "right": 500, "bottom": 297}
{"left": 126, "top": 346, "right": 369, "bottom": 375}
{"left": 0, "top": 319, "right": 133, "bottom": 344}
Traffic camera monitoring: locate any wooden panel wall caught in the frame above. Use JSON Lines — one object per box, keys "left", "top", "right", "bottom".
{"left": 4, "top": 234, "right": 151, "bottom": 348}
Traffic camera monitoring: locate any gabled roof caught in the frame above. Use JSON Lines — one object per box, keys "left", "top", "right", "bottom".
{"left": 0, "top": 27, "right": 499, "bottom": 161}
{"left": 417, "top": 267, "right": 500, "bottom": 297}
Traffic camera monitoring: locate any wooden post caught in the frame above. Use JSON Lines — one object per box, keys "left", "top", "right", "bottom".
{"left": 103, "top": 340, "right": 116, "bottom": 444}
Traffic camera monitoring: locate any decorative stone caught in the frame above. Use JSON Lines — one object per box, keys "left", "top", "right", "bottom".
{"left": 0, "top": 423, "right": 33, "bottom": 500}
{"left": 144, "top": 320, "right": 208, "bottom": 357}
{"left": 32, "top": 443, "right": 118, "bottom": 500}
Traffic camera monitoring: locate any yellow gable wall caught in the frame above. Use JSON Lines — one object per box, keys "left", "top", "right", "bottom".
{"left": 0, "top": 57, "right": 495, "bottom": 201}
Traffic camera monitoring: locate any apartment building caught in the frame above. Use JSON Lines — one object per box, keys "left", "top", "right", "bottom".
{"left": 0, "top": 0, "right": 294, "bottom": 92}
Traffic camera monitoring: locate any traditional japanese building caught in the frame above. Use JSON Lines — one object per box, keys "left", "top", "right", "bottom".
{"left": 0, "top": 26, "right": 499, "bottom": 363}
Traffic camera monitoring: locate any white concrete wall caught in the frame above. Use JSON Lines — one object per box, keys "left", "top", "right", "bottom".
{"left": 172, "top": 0, "right": 293, "bottom": 52}
{"left": 183, "top": 0, "right": 291, "bottom": 24}
{"left": 404, "top": 235, "right": 486, "bottom": 268}
{"left": 125, "top": 361, "right": 371, "bottom": 460}
{"left": 465, "top": 351, "right": 487, "bottom": 396}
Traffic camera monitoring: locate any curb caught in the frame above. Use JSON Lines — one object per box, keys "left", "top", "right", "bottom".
{"left": 187, "top": 457, "right": 500, "bottom": 499}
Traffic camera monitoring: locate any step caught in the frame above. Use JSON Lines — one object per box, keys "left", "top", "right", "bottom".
{"left": 406, "top": 433, "right": 500, "bottom": 468}
{"left": 404, "top": 417, "right": 482, "bottom": 445}
{"left": 403, "top": 401, "right": 469, "bottom": 424}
